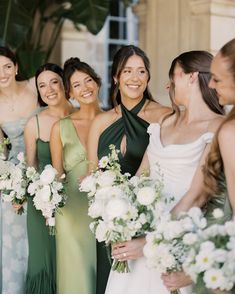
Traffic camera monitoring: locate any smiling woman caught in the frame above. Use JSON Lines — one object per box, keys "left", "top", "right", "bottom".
{"left": 24, "top": 63, "right": 74, "bottom": 294}
{"left": 87, "top": 45, "right": 171, "bottom": 294}
{"left": 50, "top": 57, "right": 102, "bottom": 294}
{"left": 0, "top": 46, "right": 39, "bottom": 294}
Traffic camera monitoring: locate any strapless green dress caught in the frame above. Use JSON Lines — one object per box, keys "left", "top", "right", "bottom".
{"left": 96, "top": 98, "right": 150, "bottom": 294}
{"left": 26, "top": 135, "right": 56, "bottom": 293}
{"left": 194, "top": 172, "right": 233, "bottom": 294}
{"left": 56, "top": 117, "right": 96, "bottom": 294}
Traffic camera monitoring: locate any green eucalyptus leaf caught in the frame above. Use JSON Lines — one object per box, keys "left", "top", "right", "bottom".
{"left": 0, "top": 0, "right": 32, "bottom": 49}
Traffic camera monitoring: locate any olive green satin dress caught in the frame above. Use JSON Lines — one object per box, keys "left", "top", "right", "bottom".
{"left": 56, "top": 116, "right": 96, "bottom": 294}
{"left": 194, "top": 173, "right": 233, "bottom": 294}
{"left": 26, "top": 115, "right": 56, "bottom": 294}
{"left": 96, "top": 98, "right": 150, "bottom": 294}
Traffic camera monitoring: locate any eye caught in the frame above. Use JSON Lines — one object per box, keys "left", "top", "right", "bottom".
{"left": 52, "top": 79, "right": 59, "bottom": 84}
{"left": 139, "top": 69, "right": 147, "bottom": 74}
{"left": 123, "top": 69, "right": 131, "bottom": 74}
{"left": 73, "top": 83, "right": 80, "bottom": 88}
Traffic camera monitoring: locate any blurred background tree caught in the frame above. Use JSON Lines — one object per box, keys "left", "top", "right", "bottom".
{"left": 0, "top": 0, "right": 132, "bottom": 78}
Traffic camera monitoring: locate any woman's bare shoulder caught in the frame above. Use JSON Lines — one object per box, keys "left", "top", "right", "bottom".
{"left": 145, "top": 100, "right": 172, "bottom": 123}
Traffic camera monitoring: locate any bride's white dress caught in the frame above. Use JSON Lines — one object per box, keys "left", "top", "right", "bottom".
{"left": 105, "top": 123, "right": 214, "bottom": 294}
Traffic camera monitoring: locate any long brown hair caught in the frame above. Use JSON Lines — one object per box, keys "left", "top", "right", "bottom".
{"left": 204, "top": 39, "right": 235, "bottom": 194}
{"left": 110, "top": 45, "right": 155, "bottom": 107}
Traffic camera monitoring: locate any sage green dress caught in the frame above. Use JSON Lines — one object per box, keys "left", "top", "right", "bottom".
{"left": 194, "top": 172, "right": 233, "bottom": 294}
{"left": 26, "top": 115, "right": 56, "bottom": 293}
{"left": 96, "top": 97, "right": 150, "bottom": 294}
{"left": 56, "top": 116, "right": 96, "bottom": 294}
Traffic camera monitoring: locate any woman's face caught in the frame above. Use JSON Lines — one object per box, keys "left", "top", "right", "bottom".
{"left": 37, "top": 70, "right": 65, "bottom": 106}
{"left": 0, "top": 55, "right": 17, "bottom": 89}
{"left": 69, "top": 70, "right": 99, "bottom": 105}
{"left": 117, "top": 54, "right": 148, "bottom": 101}
{"left": 209, "top": 53, "right": 235, "bottom": 106}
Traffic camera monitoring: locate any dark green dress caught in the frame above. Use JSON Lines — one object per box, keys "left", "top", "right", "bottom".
{"left": 26, "top": 115, "right": 56, "bottom": 294}
{"left": 194, "top": 172, "right": 233, "bottom": 294}
{"left": 96, "top": 98, "right": 150, "bottom": 294}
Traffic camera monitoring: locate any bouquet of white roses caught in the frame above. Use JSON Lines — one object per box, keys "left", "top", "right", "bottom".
{"left": 27, "top": 164, "right": 67, "bottom": 235}
{"left": 183, "top": 210, "right": 235, "bottom": 293}
{"left": 80, "top": 144, "right": 165, "bottom": 273}
{"left": 143, "top": 207, "right": 207, "bottom": 294}
{"left": 0, "top": 152, "right": 29, "bottom": 214}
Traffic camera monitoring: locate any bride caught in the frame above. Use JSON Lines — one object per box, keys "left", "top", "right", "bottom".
{"left": 104, "top": 50, "right": 224, "bottom": 294}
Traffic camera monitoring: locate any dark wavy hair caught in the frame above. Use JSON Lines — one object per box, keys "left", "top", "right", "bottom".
{"left": 35, "top": 63, "right": 64, "bottom": 107}
{"left": 63, "top": 57, "right": 101, "bottom": 99}
{"left": 168, "top": 50, "right": 224, "bottom": 119}
{"left": 110, "top": 45, "right": 155, "bottom": 107}
{"left": 204, "top": 39, "right": 235, "bottom": 195}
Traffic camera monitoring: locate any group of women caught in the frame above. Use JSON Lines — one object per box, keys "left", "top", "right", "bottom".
{"left": 0, "top": 37, "right": 234, "bottom": 294}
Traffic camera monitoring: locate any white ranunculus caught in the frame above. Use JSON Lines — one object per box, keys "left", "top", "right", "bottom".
{"left": 105, "top": 198, "right": 129, "bottom": 219}
{"left": 96, "top": 170, "right": 116, "bottom": 187}
{"left": 212, "top": 208, "right": 224, "bottom": 219}
{"left": 27, "top": 182, "right": 39, "bottom": 195}
{"left": 137, "top": 186, "right": 155, "bottom": 205}
{"left": 225, "top": 221, "right": 235, "bottom": 236}
{"left": 35, "top": 185, "right": 51, "bottom": 202}
{"left": 95, "top": 186, "right": 113, "bottom": 200}
{"left": 40, "top": 165, "right": 57, "bottom": 185}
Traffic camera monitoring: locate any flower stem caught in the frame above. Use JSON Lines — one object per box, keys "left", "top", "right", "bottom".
{"left": 112, "top": 260, "right": 130, "bottom": 273}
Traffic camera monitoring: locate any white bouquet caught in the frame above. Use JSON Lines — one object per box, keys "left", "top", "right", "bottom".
{"left": 143, "top": 207, "right": 207, "bottom": 294}
{"left": 183, "top": 210, "right": 235, "bottom": 293}
{"left": 27, "top": 164, "right": 67, "bottom": 235}
{"left": 0, "top": 152, "right": 29, "bottom": 214}
{"left": 80, "top": 144, "right": 165, "bottom": 273}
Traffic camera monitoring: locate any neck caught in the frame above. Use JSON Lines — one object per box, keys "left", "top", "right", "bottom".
{"left": 0, "top": 81, "right": 19, "bottom": 98}
{"left": 121, "top": 95, "right": 144, "bottom": 110}
{"left": 79, "top": 101, "right": 101, "bottom": 119}
{"left": 47, "top": 100, "right": 72, "bottom": 118}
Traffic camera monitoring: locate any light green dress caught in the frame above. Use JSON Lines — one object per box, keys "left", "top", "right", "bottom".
{"left": 56, "top": 117, "right": 96, "bottom": 294}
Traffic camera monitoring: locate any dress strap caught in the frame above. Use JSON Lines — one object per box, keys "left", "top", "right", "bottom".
{"left": 35, "top": 114, "right": 40, "bottom": 139}
{"left": 121, "top": 96, "right": 146, "bottom": 115}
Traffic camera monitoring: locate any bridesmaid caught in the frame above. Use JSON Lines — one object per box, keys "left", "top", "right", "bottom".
{"left": 24, "top": 63, "right": 74, "bottom": 294}
{"left": 50, "top": 57, "right": 101, "bottom": 294}
{"left": 88, "top": 45, "right": 170, "bottom": 294}
{"left": 199, "top": 39, "right": 235, "bottom": 294}
{"left": 0, "top": 46, "right": 38, "bottom": 294}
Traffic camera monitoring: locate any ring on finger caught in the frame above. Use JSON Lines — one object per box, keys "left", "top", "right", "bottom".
{"left": 123, "top": 252, "right": 127, "bottom": 258}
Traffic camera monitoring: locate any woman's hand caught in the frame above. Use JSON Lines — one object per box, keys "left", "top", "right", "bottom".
{"left": 111, "top": 236, "right": 146, "bottom": 261}
{"left": 12, "top": 203, "right": 23, "bottom": 212}
{"left": 161, "top": 271, "right": 192, "bottom": 291}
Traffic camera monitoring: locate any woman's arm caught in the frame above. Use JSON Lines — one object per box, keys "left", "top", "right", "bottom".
{"left": 135, "top": 151, "right": 150, "bottom": 176}
{"left": 171, "top": 143, "right": 211, "bottom": 216}
{"left": 24, "top": 117, "right": 38, "bottom": 167}
{"left": 218, "top": 122, "right": 235, "bottom": 214}
{"left": 50, "top": 121, "right": 64, "bottom": 177}
{"left": 0, "top": 128, "right": 7, "bottom": 159}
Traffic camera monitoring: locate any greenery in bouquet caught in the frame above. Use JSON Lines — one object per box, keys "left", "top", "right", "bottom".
{"left": 80, "top": 144, "right": 165, "bottom": 273}
{"left": 0, "top": 137, "right": 10, "bottom": 160}
{"left": 27, "top": 164, "right": 67, "bottom": 235}
{"left": 143, "top": 207, "right": 208, "bottom": 294}
{"left": 183, "top": 210, "right": 235, "bottom": 293}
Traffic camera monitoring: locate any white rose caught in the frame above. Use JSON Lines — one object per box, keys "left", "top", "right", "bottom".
{"left": 35, "top": 185, "right": 51, "bottom": 202}
{"left": 225, "top": 221, "right": 235, "bottom": 236}
{"left": 183, "top": 233, "right": 198, "bottom": 245}
{"left": 80, "top": 175, "right": 96, "bottom": 194}
{"left": 105, "top": 198, "right": 129, "bottom": 219}
{"left": 137, "top": 186, "right": 155, "bottom": 205}
{"left": 95, "top": 221, "right": 108, "bottom": 242}
{"left": 212, "top": 208, "right": 224, "bottom": 219}
{"left": 16, "top": 152, "right": 25, "bottom": 163}
{"left": 47, "top": 217, "right": 55, "bottom": 227}
{"left": 96, "top": 170, "right": 116, "bottom": 187}
{"left": 40, "top": 165, "right": 57, "bottom": 185}
{"left": 88, "top": 201, "right": 103, "bottom": 218}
